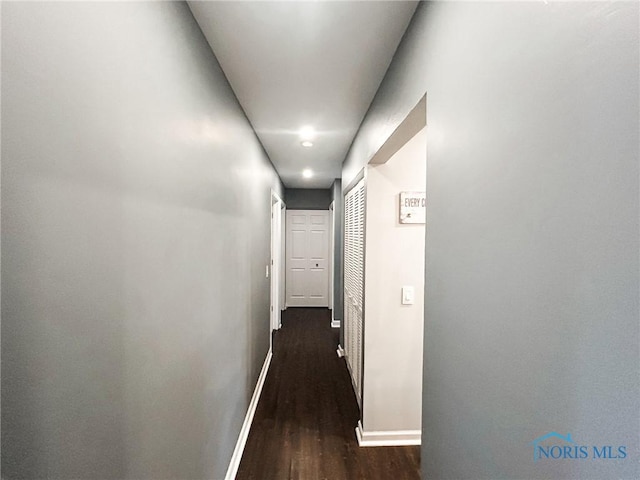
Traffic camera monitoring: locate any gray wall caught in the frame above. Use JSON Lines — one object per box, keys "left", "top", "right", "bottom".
{"left": 1, "top": 2, "right": 282, "bottom": 479}
{"left": 331, "top": 180, "right": 344, "bottom": 336}
{"left": 343, "top": 2, "right": 639, "bottom": 479}
{"left": 284, "top": 188, "right": 332, "bottom": 210}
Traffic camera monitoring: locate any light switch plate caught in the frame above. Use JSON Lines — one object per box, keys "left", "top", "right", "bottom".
{"left": 402, "top": 286, "right": 414, "bottom": 305}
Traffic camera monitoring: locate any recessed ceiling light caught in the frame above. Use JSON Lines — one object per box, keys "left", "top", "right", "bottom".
{"left": 302, "top": 169, "right": 313, "bottom": 179}
{"left": 299, "top": 125, "right": 315, "bottom": 141}
{"left": 301, "top": 141, "right": 313, "bottom": 147}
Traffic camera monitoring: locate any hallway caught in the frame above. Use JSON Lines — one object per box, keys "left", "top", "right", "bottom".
{"left": 237, "top": 308, "right": 420, "bottom": 480}
{"left": 2, "top": 2, "right": 638, "bottom": 479}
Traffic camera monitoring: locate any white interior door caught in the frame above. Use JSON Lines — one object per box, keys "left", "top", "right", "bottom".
{"left": 286, "top": 210, "right": 329, "bottom": 307}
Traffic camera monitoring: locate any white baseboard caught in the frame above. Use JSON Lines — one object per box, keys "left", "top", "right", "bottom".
{"left": 225, "top": 349, "right": 273, "bottom": 480}
{"left": 336, "top": 344, "right": 345, "bottom": 358}
{"left": 355, "top": 420, "right": 421, "bottom": 447}
{"left": 331, "top": 310, "right": 340, "bottom": 328}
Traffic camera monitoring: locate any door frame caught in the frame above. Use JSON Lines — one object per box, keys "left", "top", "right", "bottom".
{"left": 270, "top": 190, "right": 285, "bottom": 335}
{"left": 329, "top": 201, "right": 335, "bottom": 315}
{"left": 280, "top": 202, "right": 286, "bottom": 316}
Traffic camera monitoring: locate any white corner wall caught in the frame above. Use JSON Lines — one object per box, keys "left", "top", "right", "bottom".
{"left": 1, "top": 3, "right": 282, "bottom": 479}
{"left": 362, "top": 128, "right": 426, "bottom": 435}
{"left": 343, "top": 2, "right": 639, "bottom": 479}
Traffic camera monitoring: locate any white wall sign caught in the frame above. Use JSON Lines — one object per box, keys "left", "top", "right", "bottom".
{"left": 399, "top": 192, "right": 426, "bottom": 224}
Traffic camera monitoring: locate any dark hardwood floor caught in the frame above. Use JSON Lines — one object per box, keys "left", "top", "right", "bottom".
{"left": 236, "top": 307, "right": 421, "bottom": 480}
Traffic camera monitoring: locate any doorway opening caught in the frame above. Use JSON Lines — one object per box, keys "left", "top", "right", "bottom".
{"left": 342, "top": 94, "right": 427, "bottom": 447}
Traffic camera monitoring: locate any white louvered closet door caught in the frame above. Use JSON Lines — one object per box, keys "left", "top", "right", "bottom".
{"left": 344, "top": 178, "right": 365, "bottom": 405}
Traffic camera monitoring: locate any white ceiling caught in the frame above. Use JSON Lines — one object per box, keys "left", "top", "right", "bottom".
{"left": 188, "top": 1, "right": 418, "bottom": 189}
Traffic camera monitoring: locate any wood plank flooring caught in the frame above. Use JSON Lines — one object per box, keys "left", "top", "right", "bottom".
{"left": 236, "top": 307, "right": 421, "bottom": 480}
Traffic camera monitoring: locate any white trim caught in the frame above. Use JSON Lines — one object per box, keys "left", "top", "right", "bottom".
{"left": 225, "top": 349, "right": 273, "bottom": 480}
{"left": 355, "top": 421, "right": 421, "bottom": 447}
{"left": 270, "top": 193, "right": 284, "bottom": 337}
{"left": 331, "top": 310, "right": 340, "bottom": 328}
{"left": 270, "top": 188, "right": 284, "bottom": 205}
{"left": 280, "top": 203, "right": 286, "bottom": 312}
{"left": 337, "top": 344, "right": 345, "bottom": 358}
{"left": 329, "top": 201, "right": 335, "bottom": 311}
